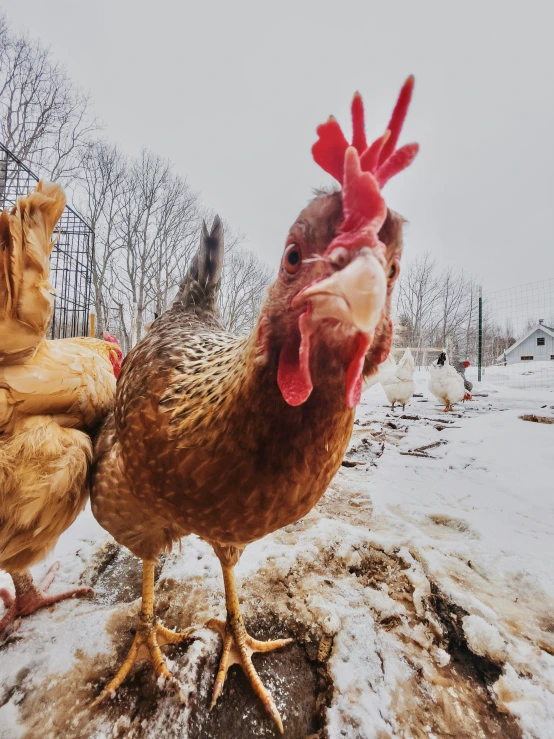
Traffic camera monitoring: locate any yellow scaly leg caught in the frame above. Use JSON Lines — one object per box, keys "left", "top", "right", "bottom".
{"left": 207, "top": 565, "right": 292, "bottom": 734}
{"left": 94, "top": 560, "right": 194, "bottom": 704}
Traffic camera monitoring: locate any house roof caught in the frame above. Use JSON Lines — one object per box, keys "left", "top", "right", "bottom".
{"left": 497, "top": 323, "right": 554, "bottom": 360}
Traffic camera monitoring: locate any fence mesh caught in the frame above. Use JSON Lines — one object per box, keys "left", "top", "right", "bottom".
{"left": 0, "top": 142, "right": 93, "bottom": 340}
{"left": 478, "top": 279, "right": 554, "bottom": 391}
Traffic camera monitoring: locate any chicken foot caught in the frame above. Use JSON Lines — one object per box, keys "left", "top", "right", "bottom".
{"left": 0, "top": 562, "right": 92, "bottom": 638}
{"left": 94, "top": 560, "right": 195, "bottom": 704}
{"left": 207, "top": 564, "right": 292, "bottom": 734}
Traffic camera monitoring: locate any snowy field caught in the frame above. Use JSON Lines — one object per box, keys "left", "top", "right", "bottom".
{"left": 0, "top": 373, "right": 553, "bottom": 738}
{"left": 467, "top": 360, "right": 554, "bottom": 391}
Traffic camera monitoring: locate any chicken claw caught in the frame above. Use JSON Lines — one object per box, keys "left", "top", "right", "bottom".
{"left": 207, "top": 565, "right": 292, "bottom": 734}
{"left": 94, "top": 560, "right": 195, "bottom": 705}
{"left": 0, "top": 562, "right": 92, "bottom": 639}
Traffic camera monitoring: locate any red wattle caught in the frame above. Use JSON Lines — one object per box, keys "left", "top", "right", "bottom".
{"left": 277, "top": 308, "right": 314, "bottom": 406}
{"left": 345, "top": 332, "right": 371, "bottom": 408}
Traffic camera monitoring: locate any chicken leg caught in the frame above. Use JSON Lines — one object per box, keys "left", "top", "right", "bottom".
{"left": 0, "top": 563, "right": 92, "bottom": 638}
{"left": 207, "top": 565, "right": 292, "bottom": 734}
{"left": 94, "top": 560, "right": 194, "bottom": 704}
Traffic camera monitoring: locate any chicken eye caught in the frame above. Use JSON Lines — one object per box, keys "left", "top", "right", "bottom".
{"left": 388, "top": 260, "right": 400, "bottom": 282}
{"left": 283, "top": 244, "right": 302, "bottom": 274}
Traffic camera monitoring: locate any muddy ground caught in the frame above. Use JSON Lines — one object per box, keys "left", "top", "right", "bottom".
{"left": 1, "top": 397, "right": 552, "bottom": 738}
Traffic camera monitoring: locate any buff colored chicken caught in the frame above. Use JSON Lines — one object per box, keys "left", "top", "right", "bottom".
{"left": 0, "top": 183, "right": 122, "bottom": 638}
{"left": 0, "top": 182, "right": 62, "bottom": 365}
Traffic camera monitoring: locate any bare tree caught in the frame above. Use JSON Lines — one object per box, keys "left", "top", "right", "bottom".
{"left": 219, "top": 248, "right": 272, "bottom": 334}
{"left": 396, "top": 252, "right": 440, "bottom": 362}
{"left": 78, "top": 141, "right": 127, "bottom": 335}
{"left": 108, "top": 150, "right": 202, "bottom": 347}
{"left": 430, "top": 267, "right": 471, "bottom": 348}
{"left": 0, "top": 12, "right": 270, "bottom": 352}
{"left": 147, "top": 172, "right": 200, "bottom": 318}
{"left": 0, "top": 13, "right": 96, "bottom": 181}
{"left": 396, "top": 254, "right": 486, "bottom": 365}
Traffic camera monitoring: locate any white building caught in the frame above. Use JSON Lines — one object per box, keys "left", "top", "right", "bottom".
{"left": 497, "top": 320, "right": 554, "bottom": 364}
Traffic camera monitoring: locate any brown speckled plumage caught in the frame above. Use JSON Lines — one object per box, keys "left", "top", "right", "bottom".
{"left": 88, "top": 86, "right": 414, "bottom": 726}
{"left": 91, "top": 196, "right": 403, "bottom": 566}
{"left": 90, "top": 192, "right": 405, "bottom": 729}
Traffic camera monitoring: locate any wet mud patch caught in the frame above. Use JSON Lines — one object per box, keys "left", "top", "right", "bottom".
{"left": 417, "top": 514, "right": 481, "bottom": 541}
{"left": 344, "top": 545, "right": 523, "bottom": 738}
{"left": 429, "top": 587, "right": 523, "bottom": 739}
{"left": 15, "top": 610, "right": 332, "bottom": 739}
{"left": 520, "top": 414, "right": 554, "bottom": 424}
{"left": 188, "top": 615, "right": 332, "bottom": 739}
{"left": 341, "top": 436, "right": 381, "bottom": 468}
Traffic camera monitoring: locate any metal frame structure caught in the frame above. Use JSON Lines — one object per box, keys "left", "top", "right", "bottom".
{"left": 0, "top": 142, "right": 94, "bottom": 339}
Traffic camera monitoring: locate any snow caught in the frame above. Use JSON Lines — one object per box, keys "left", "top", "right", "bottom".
{"left": 462, "top": 614, "right": 507, "bottom": 664}
{"left": 0, "top": 369, "right": 553, "bottom": 738}
{"left": 467, "top": 359, "right": 554, "bottom": 390}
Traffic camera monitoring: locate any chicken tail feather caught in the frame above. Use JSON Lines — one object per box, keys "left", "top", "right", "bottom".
{"left": 0, "top": 181, "right": 66, "bottom": 361}
{"left": 174, "top": 215, "right": 224, "bottom": 314}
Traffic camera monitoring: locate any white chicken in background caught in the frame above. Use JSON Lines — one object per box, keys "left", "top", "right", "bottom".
{"left": 380, "top": 348, "right": 415, "bottom": 411}
{"left": 363, "top": 352, "right": 397, "bottom": 391}
{"left": 428, "top": 351, "right": 471, "bottom": 411}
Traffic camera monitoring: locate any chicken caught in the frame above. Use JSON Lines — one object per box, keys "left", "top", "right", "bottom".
{"left": 453, "top": 358, "right": 473, "bottom": 393}
{"left": 0, "top": 181, "right": 65, "bottom": 365}
{"left": 0, "top": 337, "right": 121, "bottom": 433}
{"left": 380, "top": 347, "right": 415, "bottom": 410}
{"left": 0, "top": 183, "right": 123, "bottom": 637}
{"left": 428, "top": 351, "right": 468, "bottom": 411}
{"left": 362, "top": 347, "right": 397, "bottom": 391}
{"left": 90, "top": 78, "right": 419, "bottom": 731}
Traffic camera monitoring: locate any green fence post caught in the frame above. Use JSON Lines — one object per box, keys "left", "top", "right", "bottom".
{"left": 477, "top": 285, "right": 483, "bottom": 382}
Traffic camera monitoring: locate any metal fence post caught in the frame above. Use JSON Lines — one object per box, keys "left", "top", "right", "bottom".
{"left": 477, "top": 285, "right": 483, "bottom": 382}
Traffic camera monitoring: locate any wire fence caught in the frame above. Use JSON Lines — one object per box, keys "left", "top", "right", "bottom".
{"left": 475, "top": 278, "right": 554, "bottom": 391}
{"left": 0, "top": 142, "right": 93, "bottom": 340}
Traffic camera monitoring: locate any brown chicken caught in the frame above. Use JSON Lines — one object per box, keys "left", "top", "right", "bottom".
{"left": 91, "top": 78, "right": 419, "bottom": 732}
{"left": 0, "top": 183, "right": 123, "bottom": 637}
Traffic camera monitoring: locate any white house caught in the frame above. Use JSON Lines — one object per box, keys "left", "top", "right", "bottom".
{"left": 497, "top": 320, "right": 554, "bottom": 364}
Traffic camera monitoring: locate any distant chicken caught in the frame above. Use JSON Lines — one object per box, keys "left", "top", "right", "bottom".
{"left": 428, "top": 351, "right": 470, "bottom": 412}
{"left": 91, "top": 79, "right": 418, "bottom": 731}
{"left": 0, "top": 183, "right": 122, "bottom": 637}
{"left": 453, "top": 358, "right": 473, "bottom": 393}
{"left": 380, "top": 347, "right": 415, "bottom": 410}
{"left": 362, "top": 347, "right": 396, "bottom": 391}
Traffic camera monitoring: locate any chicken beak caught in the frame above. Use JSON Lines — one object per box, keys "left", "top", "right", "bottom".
{"left": 294, "top": 248, "right": 387, "bottom": 335}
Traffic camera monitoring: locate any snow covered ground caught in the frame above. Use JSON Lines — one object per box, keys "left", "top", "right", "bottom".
{"left": 0, "top": 372, "right": 553, "bottom": 738}
{"left": 467, "top": 360, "right": 554, "bottom": 391}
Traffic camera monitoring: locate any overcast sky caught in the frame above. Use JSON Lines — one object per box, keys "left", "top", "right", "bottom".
{"left": 5, "top": 0, "right": 554, "bottom": 294}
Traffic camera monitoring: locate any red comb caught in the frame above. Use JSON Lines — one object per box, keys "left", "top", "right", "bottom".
{"left": 102, "top": 330, "right": 120, "bottom": 347}
{"left": 312, "top": 76, "right": 418, "bottom": 187}
{"left": 324, "top": 147, "right": 387, "bottom": 254}
{"left": 312, "top": 77, "right": 418, "bottom": 253}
